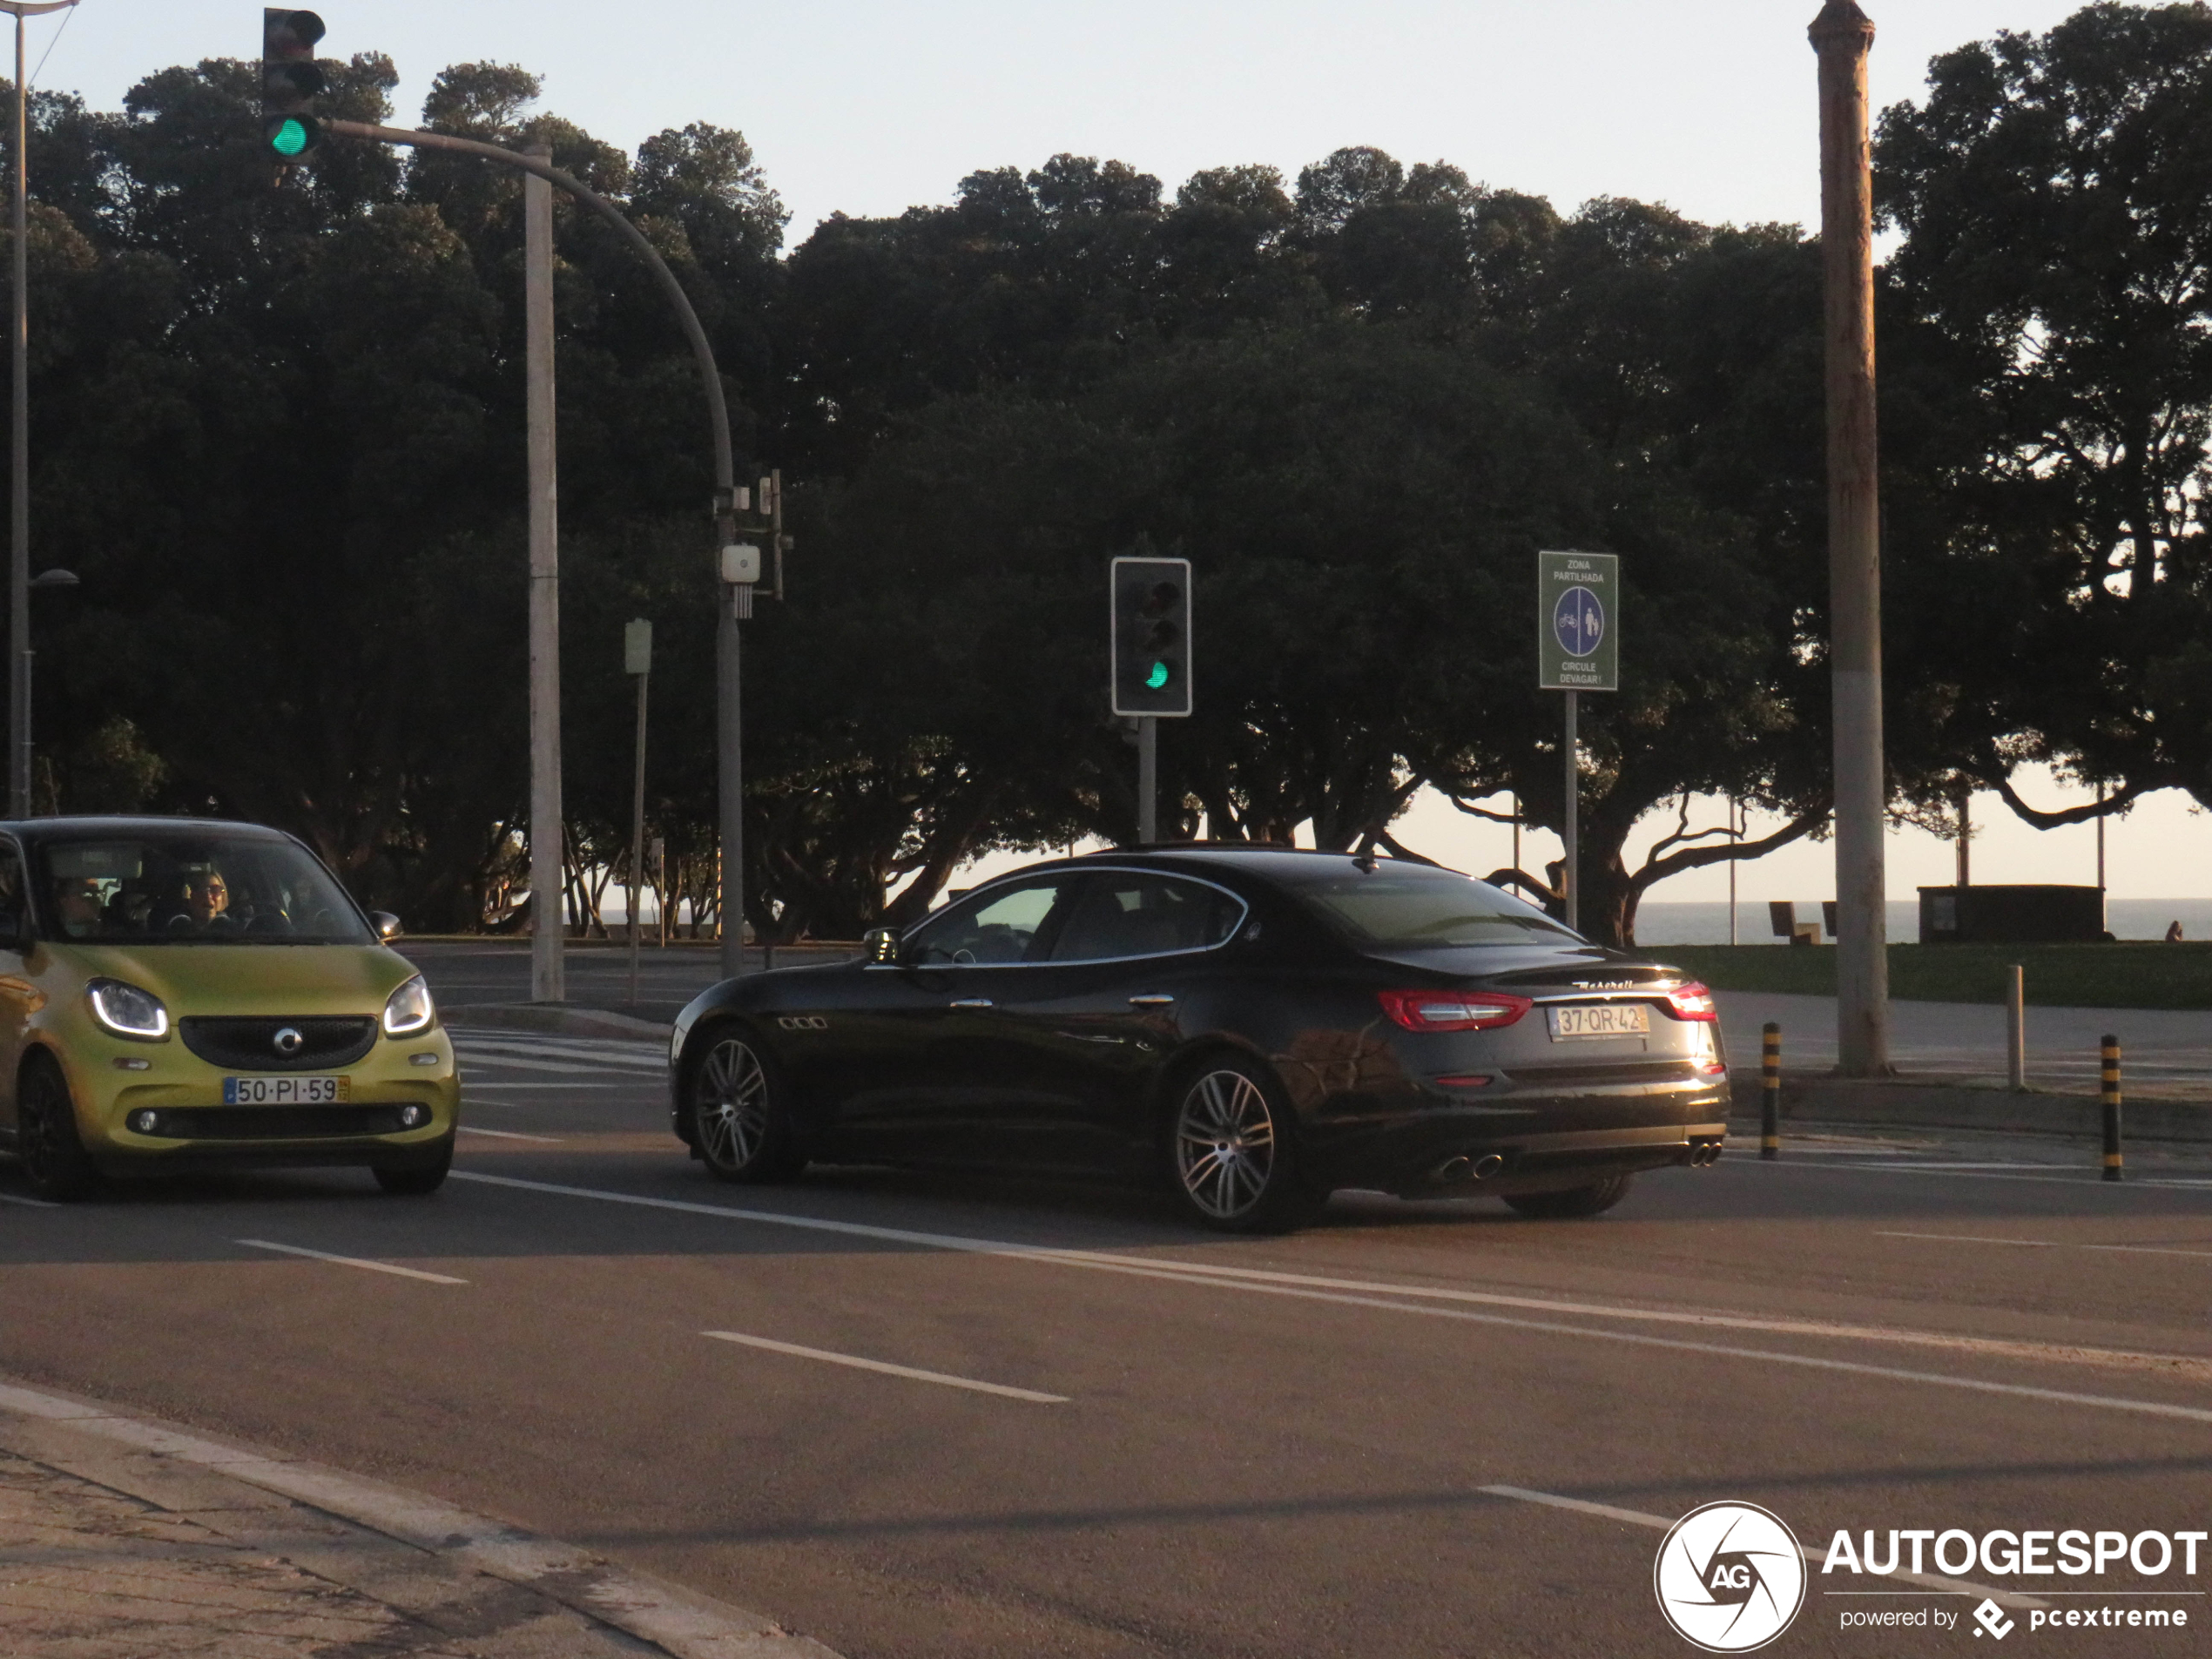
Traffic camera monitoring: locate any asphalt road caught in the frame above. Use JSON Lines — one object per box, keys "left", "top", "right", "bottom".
{"left": 7, "top": 1032, "right": 2212, "bottom": 1657}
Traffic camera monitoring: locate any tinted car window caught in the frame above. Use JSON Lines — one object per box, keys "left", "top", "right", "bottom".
{"left": 1282, "top": 863, "right": 1576, "bottom": 947}
{"left": 909, "top": 876, "right": 1078, "bottom": 965}
{"left": 32, "top": 832, "right": 374, "bottom": 945}
{"left": 1052, "top": 873, "right": 1243, "bottom": 961}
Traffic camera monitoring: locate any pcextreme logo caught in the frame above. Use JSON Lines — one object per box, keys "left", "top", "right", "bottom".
{"left": 1655, "top": 1501, "right": 1809, "bottom": 1653}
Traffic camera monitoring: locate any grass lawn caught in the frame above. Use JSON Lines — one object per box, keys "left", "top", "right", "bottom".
{"left": 1649, "top": 941, "right": 2212, "bottom": 1010}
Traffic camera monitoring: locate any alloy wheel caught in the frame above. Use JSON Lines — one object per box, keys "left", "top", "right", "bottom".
{"left": 1175, "top": 1068, "right": 1278, "bottom": 1219}
{"left": 694, "top": 1037, "right": 770, "bottom": 1172}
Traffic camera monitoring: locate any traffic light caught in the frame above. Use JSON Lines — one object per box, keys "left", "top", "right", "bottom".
{"left": 261, "top": 9, "right": 327, "bottom": 159}
{"left": 1110, "top": 555, "right": 1193, "bottom": 717}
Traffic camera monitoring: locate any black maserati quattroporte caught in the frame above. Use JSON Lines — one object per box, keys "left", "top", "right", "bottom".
{"left": 668, "top": 847, "right": 1730, "bottom": 1232}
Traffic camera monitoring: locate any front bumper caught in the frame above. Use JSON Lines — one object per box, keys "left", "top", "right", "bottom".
{"left": 56, "top": 1021, "right": 460, "bottom": 1174}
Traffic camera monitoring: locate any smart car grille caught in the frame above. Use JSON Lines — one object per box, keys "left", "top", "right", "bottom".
{"left": 178, "top": 1017, "right": 379, "bottom": 1071}
{"left": 151, "top": 1105, "right": 410, "bottom": 1140}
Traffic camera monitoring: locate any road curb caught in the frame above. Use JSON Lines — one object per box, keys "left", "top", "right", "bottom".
{"left": 446, "top": 1003, "right": 672, "bottom": 1041}
{"left": 1729, "top": 1075, "right": 2212, "bottom": 1143}
{"left": 0, "top": 1375, "right": 841, "bottom": 1659}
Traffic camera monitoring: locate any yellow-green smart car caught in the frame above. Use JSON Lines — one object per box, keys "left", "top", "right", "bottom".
{"left": 0, "top": 817, "right": 458, "bottom": 1201}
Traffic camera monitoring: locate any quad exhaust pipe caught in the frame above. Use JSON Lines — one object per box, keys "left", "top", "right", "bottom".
{"left": 1686, "top": 1142, "right": 1723, "bottom": 1168}
{"left": 1435, "top": 1153, "right": 1508, "bottom": 1184}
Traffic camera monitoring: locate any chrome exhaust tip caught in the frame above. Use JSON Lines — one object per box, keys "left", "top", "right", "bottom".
{"left": 1472, "top": 1153, "right": 1506, "bottom": 1181}
{"left": 1436, "top": 1155, "right": 1474, "bottom": 1184}
{"left": 1688, "top": 1143, "right": 1723, "bottom": 1168}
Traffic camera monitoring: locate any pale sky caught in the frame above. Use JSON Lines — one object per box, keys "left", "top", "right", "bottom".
{"left": 38, "top": 0, "right": 2209, "bottom": 897}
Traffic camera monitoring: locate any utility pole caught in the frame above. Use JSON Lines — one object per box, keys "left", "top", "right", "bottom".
{"left": 1812, "top": 0, "right": 1890, "bottom": 1075}
{"left": 523, "top": 143, "right": 563, "bottom": 1002}
{"left": 3, "top": 0, "right": 73, "bottom": 820}
{"left": 1728, "top": 795, "right": 1740, "bottom": 946}
{"left": 624, "top": 618, "right": 651, "bottom": 1006}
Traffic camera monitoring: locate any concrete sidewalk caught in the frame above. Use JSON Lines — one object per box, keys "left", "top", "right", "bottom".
{"left": 0, "top": 1379, "right": 838, "bottom": 1659}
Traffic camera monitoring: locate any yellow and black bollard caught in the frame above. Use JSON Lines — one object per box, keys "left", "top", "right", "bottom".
{"left": 2101, "top": 1035, "right": 2123, "bottom": 1183}
{"left": 1761, "top": 1022, "right": 1781, "bottom": 1160}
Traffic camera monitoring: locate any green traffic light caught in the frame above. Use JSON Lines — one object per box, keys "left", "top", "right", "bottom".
{"left": 1146, "top": 661, "right": 1170, "bottom": 691}
{"left": 271, "top": 118, "right": 309, "bottom": 158}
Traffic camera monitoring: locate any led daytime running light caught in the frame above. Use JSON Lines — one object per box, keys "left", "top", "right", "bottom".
{"left": 381, "top": 974, "right": 435, "bottom": 1036}
{"left": 87, "top": 978, "right": 170, "bottom": 1041}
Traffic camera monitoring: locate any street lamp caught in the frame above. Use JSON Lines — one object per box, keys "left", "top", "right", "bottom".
{"left": 1, "top": 0, "right": 79, "bottom": 819}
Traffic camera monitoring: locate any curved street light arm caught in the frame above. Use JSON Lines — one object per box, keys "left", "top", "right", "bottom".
{"left": 323, "top": 119, "right": 737, "bottom": 524}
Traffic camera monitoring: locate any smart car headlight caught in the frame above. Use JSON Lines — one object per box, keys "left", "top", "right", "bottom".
{"left": 87, "top": 978, "right": 170, "bottom": 1041}
{"left": 381, "top": 974, "right": 435, "bottom": 1036}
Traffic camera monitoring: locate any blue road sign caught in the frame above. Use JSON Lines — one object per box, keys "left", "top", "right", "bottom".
{"left": 1553, "top": 586, "right": 1605, "bottom": 658}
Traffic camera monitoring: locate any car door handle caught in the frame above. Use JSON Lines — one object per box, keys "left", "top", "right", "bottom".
{"left": 950, "top": 998, "right": 995, "bottom": 1009}
{"left": 1128, "top": 995, "right": 1176, "bottom": 1008}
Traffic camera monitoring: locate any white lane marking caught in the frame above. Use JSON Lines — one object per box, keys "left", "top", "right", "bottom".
{"left": 456, "top": 1126, "right": 565, "bottom": 1143}
{"left": 455, "top": 1041, "right": 664, "bottom": 1071}
{"left": 703, "top": 1331, "right": 1066, "bottom": 1403}
{"left": 1479, "top": 1484, "right": 2043, "bottom": 1610}
{"left": 0, "top": 1193, "right": 59, "bottom": 1208}
{"left": 453, "top": 1054, "right": 643, "bottom": 1077}
{"left": 0, "top": 1379, "right": 833, "bottom": 1657}
{"left": 448, "top": 1173, "right": 2212, "bottom": 1408}
{"left": 1881, "top": 1231, "right": 2212, "bottom": 1262}
{"left": 235, "top": 1239, "right": 468, "bottom": 1285}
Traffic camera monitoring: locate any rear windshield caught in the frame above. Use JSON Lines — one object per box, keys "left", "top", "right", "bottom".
{"left": 1282, "top": 863, "right": 1579, "bottom": 947}
{"left": 32, "top": 832, "right": 373, "bottom": 945}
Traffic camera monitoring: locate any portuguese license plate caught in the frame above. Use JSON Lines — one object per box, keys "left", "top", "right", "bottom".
{"left": 222, "top": 1076, "right": 351, "bottom": 1105}
{"left": 1546, "top": 1003, "right": 1650, "bottom": 1041}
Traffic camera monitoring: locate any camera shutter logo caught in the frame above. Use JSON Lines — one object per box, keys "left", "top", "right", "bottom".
{"left": 1653, "top": 1501, "right": 1806, "bottom": 1652}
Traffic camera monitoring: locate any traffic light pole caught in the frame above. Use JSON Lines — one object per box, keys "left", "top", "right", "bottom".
{"left": 1136, "top": 717, "right": 1157, "bottom": 844}
{"left": 3, "top": 0, "right": 75, "bottom": 820}
{"left": 324, "top": 120, "right": 743, "bottom": 982}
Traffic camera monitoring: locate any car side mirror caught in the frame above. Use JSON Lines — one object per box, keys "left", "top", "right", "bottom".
{"left": 862, "top": 927, "right": 900, "bottom": 965}
{"left": 370, "top": 911, "right": 403, "bottom": 941}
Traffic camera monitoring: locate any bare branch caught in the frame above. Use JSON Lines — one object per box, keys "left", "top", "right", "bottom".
{"left": 1987, "top": 772, "right": 2150, "bottom": 829}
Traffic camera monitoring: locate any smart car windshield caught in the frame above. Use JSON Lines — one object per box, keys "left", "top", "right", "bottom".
{"left": 33, "top": 832, "right": 374, "bottom": 945}
{"left": 1282, "top": 862, "right": 1580, "bottom": 947}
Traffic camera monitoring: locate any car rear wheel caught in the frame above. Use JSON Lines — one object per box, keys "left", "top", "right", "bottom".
{"left": 691, "top": 1030, "right": 804, "bottom": 1184}
{"left": 374, "top": 1136, "right": 453, "bottom": 1196}
{"left": 1167, "top": 1057, "right": 1320, "bottom": 1235}
{"left": 1503, "top": 1174, "right": 1634, "bottom": 1219}
{"left": 17, "top": 1054, "right": 97, "bottom": 1202}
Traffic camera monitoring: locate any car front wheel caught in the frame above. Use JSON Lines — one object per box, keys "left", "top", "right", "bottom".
{"left": 690, "top": 1030, "right": 804, "bottom": 1184}
{"left": 1166, "top": 1058, "right": 1320, "bottom": 1234}
{"left": 17, "top": 1054, "right": 98, "bottom": 1202}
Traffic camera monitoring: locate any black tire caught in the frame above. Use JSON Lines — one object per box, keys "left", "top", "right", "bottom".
{"left": 1503, "top": 1174, "right": 1635, "bottom": 1219}
{"left": 373, "top": 1136, "right": 454, "bottom": 1196}
{"left": 1163, "top": 1055, "right": 1322, "bottom": 1235}
{"left": 17, "top": 1053, "right": 98, "bottom": 1202}
{"left": 688, "top": 1028, "right": 805, "bottom": 1184}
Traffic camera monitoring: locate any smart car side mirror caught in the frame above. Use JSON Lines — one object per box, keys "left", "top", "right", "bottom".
{"left": 370, "top": 911, "right": 403, "bottom": 941}
{"left": 862, "top": 927, "right": 900, "bottom": 965}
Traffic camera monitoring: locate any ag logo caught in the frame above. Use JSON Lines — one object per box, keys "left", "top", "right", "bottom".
{"left": 1654, "top": 1501, "right": 1806, "bottom": 1652}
